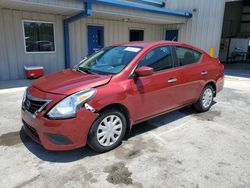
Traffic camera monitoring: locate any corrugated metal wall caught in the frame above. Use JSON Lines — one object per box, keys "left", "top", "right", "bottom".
{"left": 0, "top": 0, "right": 227, "bottom": 80}
{"left": 0, "top": 8, "right": 65, "bottom": 80}
{"left": 165, "top": 0, "right": 226, "bottom": 57}
{"left": 91, "top": 4, "right": 187, "bottom": 24}
{"left": 68, "top": 0, "right": 226, "bottom": 66}
{"left": 69, "top": 18, "right": 164, "bottom": 67}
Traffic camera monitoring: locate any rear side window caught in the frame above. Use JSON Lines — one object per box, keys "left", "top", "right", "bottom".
{"left": 137, "top": 46, "right": 173, "bottom": 72}
{"left": 176, "top": 47, "right": 202, "bottom": 66}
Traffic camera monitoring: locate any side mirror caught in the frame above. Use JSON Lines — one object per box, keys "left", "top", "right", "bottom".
{"left": 135, "top": 66, "right": 153, "bottom": 77}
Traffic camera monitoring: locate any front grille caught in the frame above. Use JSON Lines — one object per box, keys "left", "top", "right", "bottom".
{"left": 22, "top": 92, "right": 50, "bottom": 115}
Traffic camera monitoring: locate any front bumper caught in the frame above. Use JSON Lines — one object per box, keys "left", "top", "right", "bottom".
{"left": 21, "top": 86, "right": 98, "bottom": 151}
{"left": 22, "top": 108, "right": 97, "bottom": 151}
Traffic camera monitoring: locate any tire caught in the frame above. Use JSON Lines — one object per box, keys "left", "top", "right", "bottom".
{"left": 193, "top": 85, "right": 214, "bottom": 112}
{"left": 87, "top": 108, "right": 127, "bottom": 153}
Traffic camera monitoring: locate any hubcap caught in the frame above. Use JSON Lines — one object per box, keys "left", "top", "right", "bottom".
{"left": 97, "top": 115, "right": 123, "bottom": 147}
{"left": 202, "top": 88, "right": 213, "bottom": 108}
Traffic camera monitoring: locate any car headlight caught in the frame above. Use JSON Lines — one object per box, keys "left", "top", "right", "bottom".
{"left": 47, "top": 88, "right": 96, "bottom": 119}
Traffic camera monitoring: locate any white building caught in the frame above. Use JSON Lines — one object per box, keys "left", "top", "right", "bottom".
{"left": 0, "top": 0, "right": 228, "bottom": 80}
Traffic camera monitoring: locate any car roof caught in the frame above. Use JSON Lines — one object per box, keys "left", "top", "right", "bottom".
{"left": 115, "top": 40, "right": 206, "bottom": 54}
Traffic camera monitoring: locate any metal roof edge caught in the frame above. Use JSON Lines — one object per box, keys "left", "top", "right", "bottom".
{"left": 92, "top": 0, "right": 192, "bottom": 18}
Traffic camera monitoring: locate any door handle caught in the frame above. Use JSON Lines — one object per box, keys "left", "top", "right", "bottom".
{"left": 168, "top": 78, "right": 177, "bottom": 83}
{"left": 201, "top": 71, "right": 208, "bottom": 75}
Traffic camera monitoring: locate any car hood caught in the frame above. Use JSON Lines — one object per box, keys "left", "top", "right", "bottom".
{"left": 32, "top": 69, "right": 112, "bottom": 95}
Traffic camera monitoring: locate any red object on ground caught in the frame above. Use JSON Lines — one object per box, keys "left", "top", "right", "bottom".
{"left": 21, "top": 41, "right": 224, "bottom": 151}
{"left": 24, "top": 66, "right": 44, "bottom": 79}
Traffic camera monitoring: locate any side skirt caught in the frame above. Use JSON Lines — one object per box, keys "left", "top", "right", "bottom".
{"left": 133, "top": 102, "right": 194, "bottom": 125}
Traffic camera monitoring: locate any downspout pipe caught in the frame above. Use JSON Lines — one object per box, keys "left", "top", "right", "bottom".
{"left": 64, "top": 0, "right": 92, "bottom": 68}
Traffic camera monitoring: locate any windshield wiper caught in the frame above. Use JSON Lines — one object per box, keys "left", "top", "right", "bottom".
{"left": 77, "top": 67, "right": 98, "bottom": 75}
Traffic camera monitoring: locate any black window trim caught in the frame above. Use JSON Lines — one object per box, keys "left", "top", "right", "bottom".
{"left": 173, "top": 45, "right": 203, "bottom": 68}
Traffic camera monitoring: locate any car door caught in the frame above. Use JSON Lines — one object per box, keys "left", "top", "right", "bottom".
{"left": 129, "top": 45, "right": 184, "bottom": 122}
{"left": 173, "top": 46, "right": 205, "bottom": 104}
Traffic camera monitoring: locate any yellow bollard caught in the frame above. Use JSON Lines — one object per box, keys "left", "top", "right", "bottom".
{"left": 209, "top": 47, "right": 215, "bottom": 57}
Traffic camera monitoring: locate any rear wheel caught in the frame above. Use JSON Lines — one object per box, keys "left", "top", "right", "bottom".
{"left": 193, "top": 85, "right": 214, "bottom": 112}
{"left": 87, "top": 109, "right": 126, "bottom": 153}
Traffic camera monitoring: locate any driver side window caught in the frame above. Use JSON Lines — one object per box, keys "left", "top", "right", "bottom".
{"left": 137, "top": 46, "right": 174, "bottom": 72}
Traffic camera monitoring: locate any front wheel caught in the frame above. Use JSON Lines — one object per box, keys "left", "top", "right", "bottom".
{"left": 87, "top": 109, "right": 127, "bottom": 153}
{"left": 193, "top": 85, "right": 214, "bottom": 112}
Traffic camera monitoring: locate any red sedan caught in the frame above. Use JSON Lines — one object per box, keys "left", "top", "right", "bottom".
{"left": 21, "top": 41, "right": 224, "bottom": 152}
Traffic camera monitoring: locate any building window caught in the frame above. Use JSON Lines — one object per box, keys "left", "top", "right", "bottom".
{"left": 23, "top": 20, "right": 55, "bottom": 53}
{"left": 165, "top": 30, "right": 178, "bottom": 41}
{"left": 129, "top": 29, "right": 144, "bottom": 42}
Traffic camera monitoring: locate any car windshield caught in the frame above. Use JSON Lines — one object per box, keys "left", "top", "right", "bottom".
{"left": 77, "top": 46, "right": 142, "bottom": 75}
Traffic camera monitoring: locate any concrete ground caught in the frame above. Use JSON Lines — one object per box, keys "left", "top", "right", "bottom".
{"left": 0, "top": 72, "right": 250, "bottom": 188}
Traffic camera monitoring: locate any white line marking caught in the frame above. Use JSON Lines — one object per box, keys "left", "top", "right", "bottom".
{"left": 150, "top": 119, "right": 194, "bottom": 144}
{"left": 158, "top": 119, "right": 193, "bottom": 135}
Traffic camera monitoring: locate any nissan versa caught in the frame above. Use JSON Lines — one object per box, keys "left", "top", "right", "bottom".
{"left": 21, "top": 41, "right": 224, "bottom": 152}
